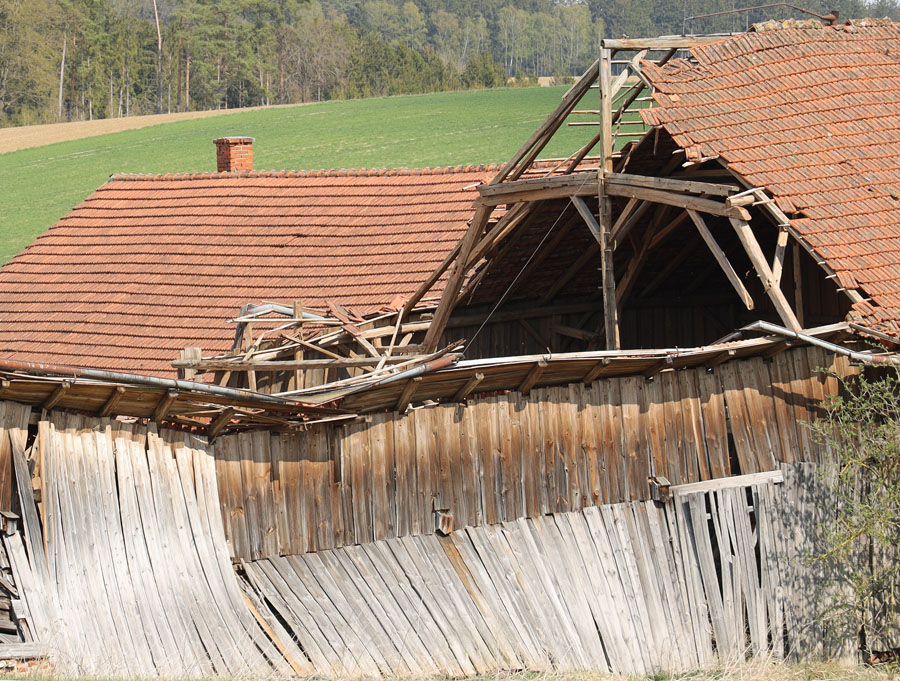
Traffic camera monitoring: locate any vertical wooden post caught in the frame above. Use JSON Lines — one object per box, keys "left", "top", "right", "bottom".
{"left": 292, "top": 299, "right": 304, "bottom": 391}
{"left": 178, "top": 347, "right": 202, "bottom": 381}
{"left": 599, "top": 45, "right": 620, "bottom": 350}
{"left": 792, "top": 241, "right": 805, "bottom": 328}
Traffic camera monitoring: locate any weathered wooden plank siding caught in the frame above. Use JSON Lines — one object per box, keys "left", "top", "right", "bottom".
{"left": 217, "top": 346, "right": 854, "bottom": 560}
{"left": 28, "top": 412, "right": 298, "bottom": 678}
{"left": 243, "top": 465, "right": 863, "bottom": 678}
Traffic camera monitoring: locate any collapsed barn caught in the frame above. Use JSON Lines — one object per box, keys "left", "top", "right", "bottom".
{"left": 0, "top": 17, "right": 897, "bottom": 677}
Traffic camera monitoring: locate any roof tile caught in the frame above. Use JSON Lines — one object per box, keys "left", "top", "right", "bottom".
{"left": 0, "top": 166, "right": 494, "bottom": 375}
{"left": 641, "top": 22, "right": 900, "bottom": 334}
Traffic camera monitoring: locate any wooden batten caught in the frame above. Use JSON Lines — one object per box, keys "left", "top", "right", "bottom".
{"left": 517, "top": 359, "right": 548, "bottom": 395}
{"left": 41, "top": 382, "right": 70, "bottom": 411}
{"left": 395, "top": 377, "right": 422, "bottom": 413}
{"left": 98, "top": 386, "right": 126, "bottom": 418}
{"left": 151, "top": 389, "right": 179, "bottom": 422}
{"left": 453, "top": 372, "right": 484, "bottom": 402}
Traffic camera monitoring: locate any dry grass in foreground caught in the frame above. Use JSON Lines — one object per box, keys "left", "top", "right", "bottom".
{"left": 1, "top": 659, "right": 897, "bottom": 681}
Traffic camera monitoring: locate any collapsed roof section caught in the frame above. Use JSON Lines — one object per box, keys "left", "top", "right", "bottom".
{"left": 411, "top": 19, "right": 900, "bottom": 364}
{"left": 0, "top": 166, "right": 495, "bottom": 376}
{"left": 639, "top": 18, "right": 900, "bottom": 336}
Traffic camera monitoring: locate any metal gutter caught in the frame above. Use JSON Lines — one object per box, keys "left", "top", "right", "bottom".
{"left": 0, "top": 358, "right": 292, "bottom": 405}
{"left": 740, "top": 321, "right": 900, "bottom": 365}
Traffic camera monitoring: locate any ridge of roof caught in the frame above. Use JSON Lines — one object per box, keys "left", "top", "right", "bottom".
{"left": 110, "top": 163, "right": 501, "bottom": 182}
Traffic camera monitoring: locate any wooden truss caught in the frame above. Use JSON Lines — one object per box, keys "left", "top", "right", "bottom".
{"left": 417, "top": 35, "right": 824, "bottom": 354}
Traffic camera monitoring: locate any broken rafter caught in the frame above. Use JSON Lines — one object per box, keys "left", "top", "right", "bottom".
{"left": 772, "top": 227, "right": 789, "bottom": 287}
{"left": 423, "top": 205, "right": 492, "bottom": 352}
{"left": 492, "top": 58, "right": 600, "bottom": 184}
{"left": 466, "top": 203, "right": 531, "bottom": 267}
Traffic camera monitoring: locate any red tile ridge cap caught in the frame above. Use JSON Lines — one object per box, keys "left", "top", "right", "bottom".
{"left": 109, "top": 163, "right": 503, "bottom": 182}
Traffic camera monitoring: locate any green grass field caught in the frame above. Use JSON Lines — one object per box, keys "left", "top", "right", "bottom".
{"left": 0, "top": 87, "right": 600, "bottom": 263}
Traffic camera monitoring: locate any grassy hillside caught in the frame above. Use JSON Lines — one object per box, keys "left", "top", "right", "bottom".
{"left": 0, "top": 87, "right": 596, "bottom": 263}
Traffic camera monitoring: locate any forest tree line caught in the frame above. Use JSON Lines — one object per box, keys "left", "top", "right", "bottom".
{"left": 1, "top": 0, "right": 899, "bottom": 126}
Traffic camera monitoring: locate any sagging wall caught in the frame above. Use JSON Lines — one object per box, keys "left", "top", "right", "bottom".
{"left": 215, "top": 345, "right": 854, "bottom": 561}
{"left": 2, "top": 409, "right": 300, "bottom": 678}
{"left": 245, "top": 464, "right": 875, "bottom": 678}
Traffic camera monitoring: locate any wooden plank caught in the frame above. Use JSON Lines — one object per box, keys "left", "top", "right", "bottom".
{"left": 607, "top": 172, "right": 739, "bottom": 197}
{"left": 607, "top": 183, "right": 751, "bottom": 219}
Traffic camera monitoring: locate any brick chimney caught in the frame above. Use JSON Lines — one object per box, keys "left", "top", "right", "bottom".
{"left": 214, "top": 137, "right": 254, "bottom": 172}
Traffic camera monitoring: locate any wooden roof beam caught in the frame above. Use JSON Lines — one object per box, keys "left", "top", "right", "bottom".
{"left": 492, "top": 58, "right": 599, "bottom": 184}
{"left": 605, "top": 182, "right": 750, "bottom": 220}
{"left": 422, "top": 204, "right": 492, "bottom": 352}
{"left": 453, "top": 372, "right": 484, "bottom": 402}
{"left": 602, "top": 35, "right": 738, "bottom": 50}
{"left": 207, "top": 407, "right": 236, "bottom": 441}
{"left": 152, "top": 389, "right": 179, "bottom": 422}
{"left": 517, "top": 359, "right": 548, "bottom": 395}
{"left": 42, "top": 381, "right": 70, "bottom": 411}
{"left": 395, "top": 376, "right": 422, "bottom": 413}
{"left": 476, "top": 173, "right": 599, "bottom": 207}
{"left": 98, "top": 385, "right": 126, "bottom": 418}
{"left": 581, "top": 358, "right": 611, "bottom": 384}
{"left": 730, "top": 217, "right": 801, "bottom": 331}
{"left": 606, "top": 172, "right": 739, "bottom": 197}
{"left": 687, "top": 209, "right": 754, "bottom": 311}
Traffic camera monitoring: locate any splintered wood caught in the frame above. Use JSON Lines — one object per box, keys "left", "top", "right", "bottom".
{"left": 216, "top": 346, "right": 851, "bottom": 560}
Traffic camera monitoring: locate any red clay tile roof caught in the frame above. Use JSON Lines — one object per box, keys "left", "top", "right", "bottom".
{"left": 0, "top": 165, "right": 494, "bottom": 376}
{"left": 640, "top": 20, "right": 900, "bottom": 335}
